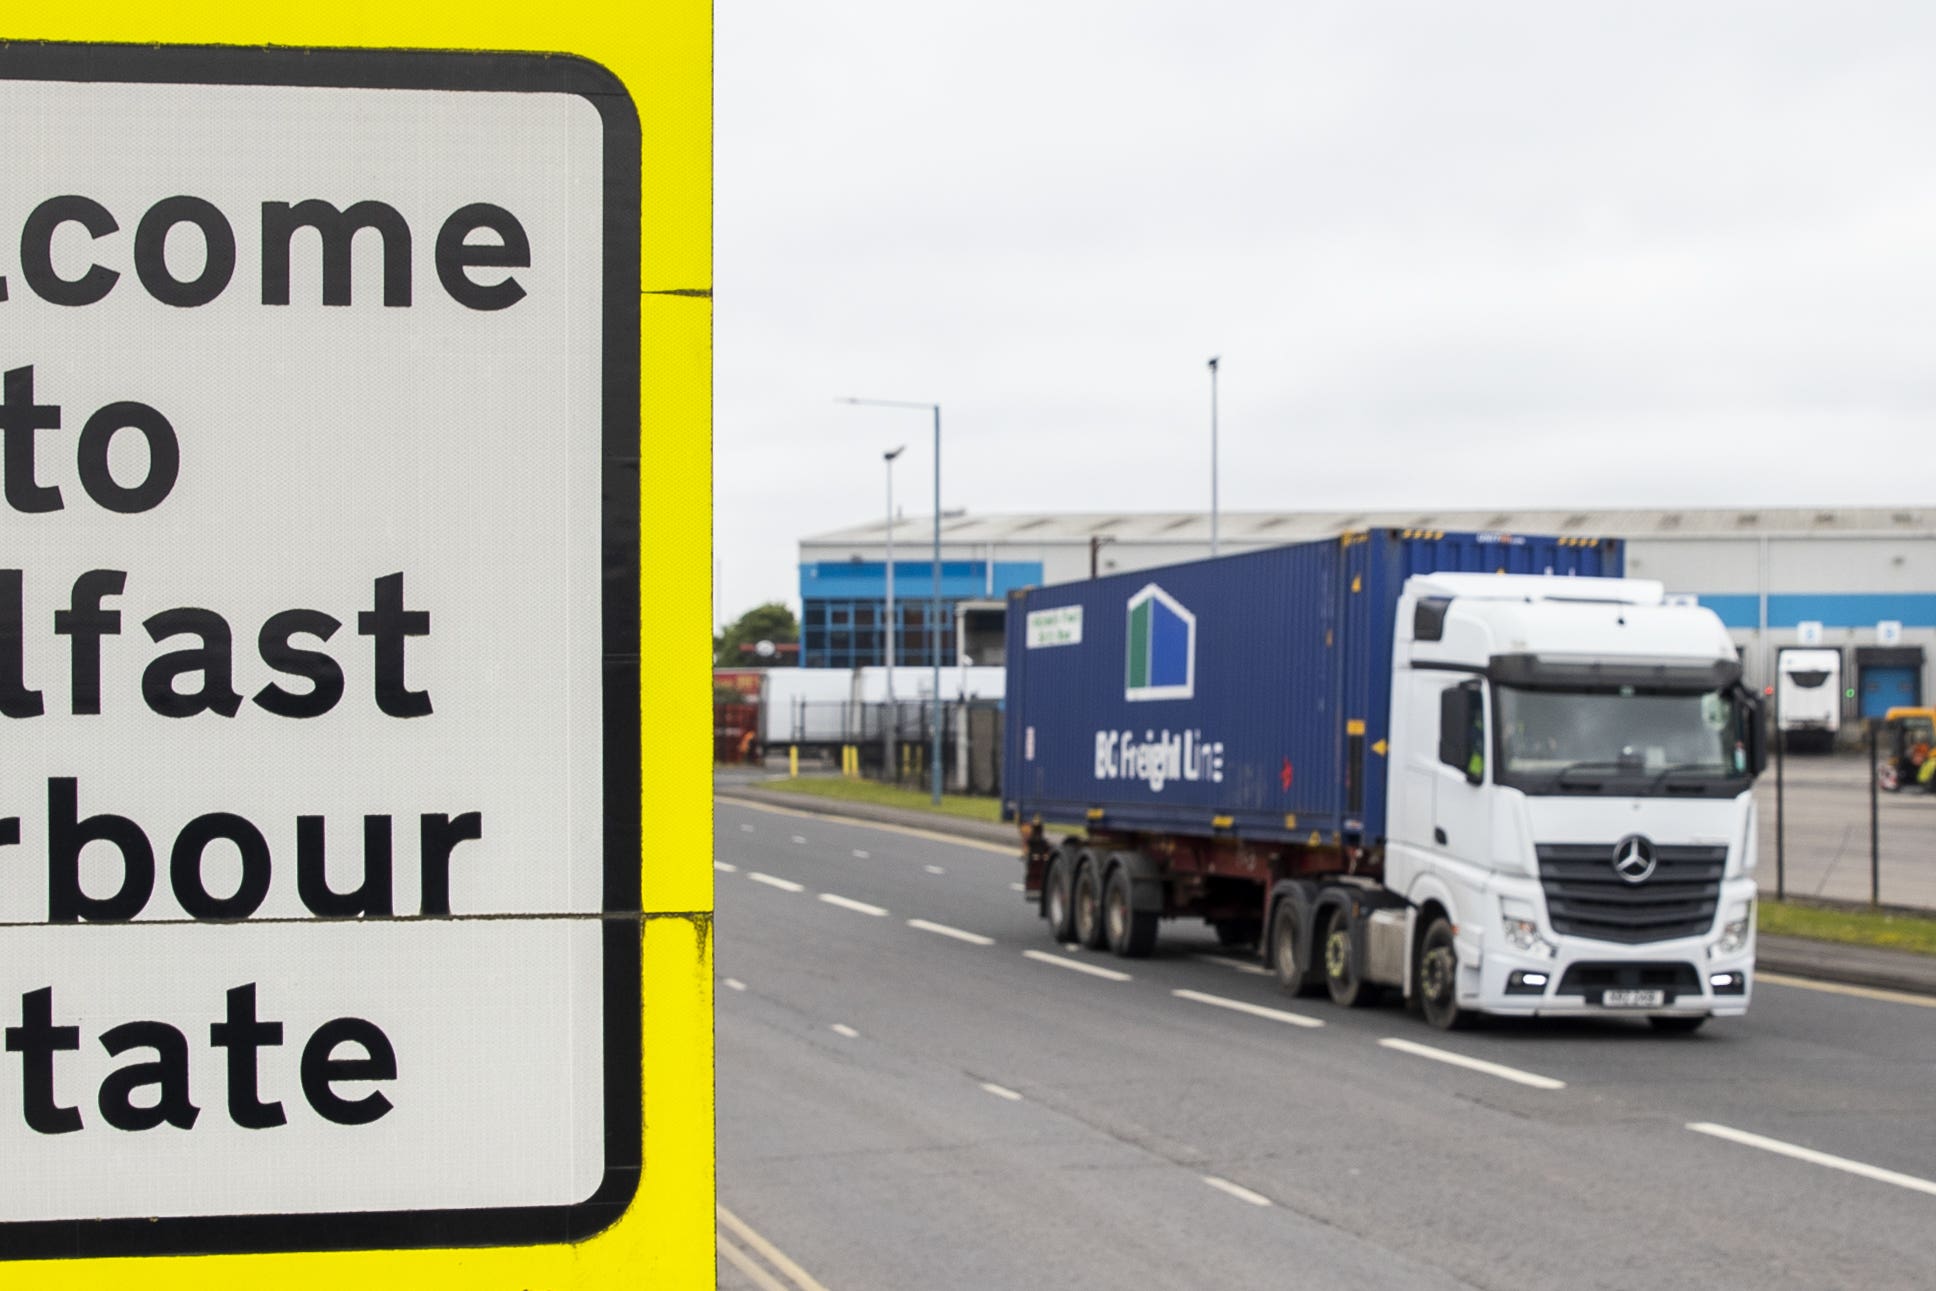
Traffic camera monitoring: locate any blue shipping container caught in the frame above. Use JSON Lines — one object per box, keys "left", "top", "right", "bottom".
{"left": 1002, "top": 530, "right": 1623, "bottom": 844}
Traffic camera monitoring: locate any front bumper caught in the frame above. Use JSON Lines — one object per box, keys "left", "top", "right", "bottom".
{"left": 1467, "top": 943, "right": 1753, "bottom": 1018}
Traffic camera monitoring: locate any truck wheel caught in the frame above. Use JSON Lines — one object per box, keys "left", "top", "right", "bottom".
{"left": 1104, "top": 866, "right": 1158, "bottom": 958}
{"left": 1416, "top": 916, "right": 1469, "bottom": 1031}
{"left": 1213, "top": 919, "right": 1261, "bottom": 950}
{"left": 1322, "top": 906, "right": 1375, "bottom": 1008}
{"left": 1043, "top": 854, "right": 1077, "bottom": 942}
{"left": 1073, "top": 858, "right": 1108, "bottom": 950}
{"left": 1648, "top": 1015, "right": 1707, "bottom": 1035}
{"left": 1270, "top": 900, "right": 1321, "bottom": 997}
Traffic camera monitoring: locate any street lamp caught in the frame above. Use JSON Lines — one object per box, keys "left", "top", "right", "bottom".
{"left": 1207, "top": 356, "right": 1221, "bottom": 557}
{"left": 839, "top": 397, "right": 944, "bottom": 805}
{"left": 882, "top": 444, "right": 905, "bottom": 780}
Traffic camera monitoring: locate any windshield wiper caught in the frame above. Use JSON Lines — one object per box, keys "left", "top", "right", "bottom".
{"left": 1649, "top": 762, "right": 1729, "bottom": 789}
{"left": 1553, "top": 760, "right": 1638, "bottom": 788}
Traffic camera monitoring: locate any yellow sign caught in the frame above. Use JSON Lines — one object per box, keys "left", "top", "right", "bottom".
{"left": 0, "top": 6, "right": 710, "bottom": 1286}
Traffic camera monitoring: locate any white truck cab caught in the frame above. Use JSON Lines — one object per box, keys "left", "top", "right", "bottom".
{"left": 1384, "top": 573, "right": 1761, "bottom": 1030}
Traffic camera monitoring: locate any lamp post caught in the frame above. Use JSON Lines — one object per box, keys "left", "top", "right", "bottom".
{"left": 882, "top": 445, "right": 905, "bottom": 781}
{"left": 840, "top": 397, "right": 944, "bottom": 804}
{"left": 1207, "top": 356, "right": 1221, "bottom": 557}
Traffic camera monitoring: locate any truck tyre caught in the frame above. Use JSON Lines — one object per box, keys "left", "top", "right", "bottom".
{"left": 1648, "top": 1015, "right": 1707, "bottom": 1035}
{"left": 1043, "top": 853, "right": 1077, "bottom": 942}
{"left": 1103, "top": 865, "right": 1158, "bottom": 958}
{"left": 1416, "top": 915, "right": 1470, "bottom": 1031}
{"left": 1073, "top": 857, "right": 1108, "bottom": 950}
{"left": 1213, "top": 919, "right": 1261, "bottom": 950}
{"left": 1270, "top": 900, "right": 1322, "bottom": 997}
{"left": 1322, "top": 905, "right": 1376, "bottom": 1008}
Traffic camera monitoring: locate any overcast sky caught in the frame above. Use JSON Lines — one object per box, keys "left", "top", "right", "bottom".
{"left": 714, "top": 2, "right": 1936, "bottom": 625}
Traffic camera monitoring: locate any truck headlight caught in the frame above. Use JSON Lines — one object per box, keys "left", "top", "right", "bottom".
{"left": 1500, "top": 898, "right": 1555, "bottom": 958}
{"left": 1707, "top": 906, "right": 1752, "bottom": 959}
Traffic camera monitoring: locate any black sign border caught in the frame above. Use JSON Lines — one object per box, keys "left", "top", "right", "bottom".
{"left": 0, "top": 40, "right": 644, "bottom": 1260}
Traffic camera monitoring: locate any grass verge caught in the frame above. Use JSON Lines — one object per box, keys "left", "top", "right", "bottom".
{"left": 1759, "top": 900, "right": 1936, "bottom": 957}
{"left": 754, "top": 774, "right": 1006, "bottom": 824}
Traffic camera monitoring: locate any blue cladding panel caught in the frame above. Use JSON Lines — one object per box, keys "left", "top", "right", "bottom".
{"left": 1003, "top": 531, "right": 1622, "bottom": 843}
{"left": 1696, "top": 593, "right": 1936, "bottom": 631}
{"left": 800, "top": 560, "right": 1043, "bottom": 602}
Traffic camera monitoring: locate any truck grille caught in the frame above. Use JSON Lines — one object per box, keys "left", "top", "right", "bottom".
{"left": 1535, "top": 843, "right": 1726, "bottom": 944}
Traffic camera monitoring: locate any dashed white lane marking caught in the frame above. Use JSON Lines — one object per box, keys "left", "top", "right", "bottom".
{"left": 1192, "top": 953, "right": 1271, "bottom": 976}
{"left": 718, "top": 1203, "right": 833, "bottom": 1291}
{"left": 1173, "top": 989, "right": 1324, "bottom": 1029}
{"left": 980, "top": 1082, "right": 1023, "bottom": 1102}
{"left": 908, "top": 919, "right": 995, "bottom": 946}
{"left": 1757, "top": 972, "right": 1936, "bottom": 1010}
{"left": 723, "top": 978, "right": 746, "bottom": 992}
{"left": 748, "top": 873, "right": 805, "bottom": 893}
{"left": 1022, "top": 949, "right": 1131, "bottom": 982}
{"left": 715, "top": 861, "right": 739, "bottom": 873}
{"left": 830, "top": 1024, "right": 859, "bottom": 1039}
{"left": 718, "top": 796, "right": 1017, "bottom": 855}
{"left": 739, "top": 823, "right": 755, "bottom": 833}
{"left": 1203, "top": 1176, "right": 1273, "bottom": 1207}
{"left": 1010, "top": 883, "right": 1027, "bottom": 892}
{"left": 1687, "top": 1122, "right": 1936, "bottom": 1197}
{"left": 819, "top": 893, "right": 889, "bottom": 917}
{"left": 852, "top": 849, "right": 871, "bottom": 860}
{"left": 924, "top": 865, "right": 947, "bottom": 875}
{"left": 1377, "top": 1037, "right": 1566, "bottom": 1090}
{"left": 791, "top": 834, "right": 808, "bottom": 845}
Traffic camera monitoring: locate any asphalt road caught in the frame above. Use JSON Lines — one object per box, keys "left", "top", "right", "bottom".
{"left": 713, "top": 796, "right": 1936, "bottom": 1291}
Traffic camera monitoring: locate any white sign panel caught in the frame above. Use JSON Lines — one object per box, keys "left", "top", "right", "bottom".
{"left": 1796, "top": 620, "right": 1824, "bottom": 645}
{"left": 1027, "top": 604, "right": 1083, "bottom": 648}
{"left": 0, "top": 46, "right": 638, "bottom": 1258}
{"left": 1879, "top": 619, "right": 1903, "bottom": 645}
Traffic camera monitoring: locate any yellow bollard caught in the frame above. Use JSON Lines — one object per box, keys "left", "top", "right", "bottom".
{"left": 789, "top": 745, "right": 798, "bottom": 778}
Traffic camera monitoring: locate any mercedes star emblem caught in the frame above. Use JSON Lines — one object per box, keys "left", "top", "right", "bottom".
{"left": 1612, "top": 834, "right": 1658, "bottom": 884}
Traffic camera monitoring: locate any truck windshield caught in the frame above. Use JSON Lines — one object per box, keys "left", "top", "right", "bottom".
{"left": 1494, "top": 684, "right": 1750, "bottom": 795}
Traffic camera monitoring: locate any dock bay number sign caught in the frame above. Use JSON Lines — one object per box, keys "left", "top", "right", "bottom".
{"left": 0, "top": 44, "right": 640, "bottom": 1257}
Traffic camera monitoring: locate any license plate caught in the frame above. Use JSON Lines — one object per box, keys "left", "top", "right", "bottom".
{"left": 1601, "top": 989, "right": 1666, "bottom": 1008}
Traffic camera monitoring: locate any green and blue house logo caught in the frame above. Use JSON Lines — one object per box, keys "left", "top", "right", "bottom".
{"left": 1125, "top": 583, "right": 1195, "bottom": 701}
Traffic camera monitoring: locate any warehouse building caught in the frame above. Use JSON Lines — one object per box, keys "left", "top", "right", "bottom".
{"left": 797, "top": 506, "right": 1936, "bottom": 721}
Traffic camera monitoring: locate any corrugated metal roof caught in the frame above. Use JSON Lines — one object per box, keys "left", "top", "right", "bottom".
{"left": 804, "top": 506, "right": 1935, "bottom": 548}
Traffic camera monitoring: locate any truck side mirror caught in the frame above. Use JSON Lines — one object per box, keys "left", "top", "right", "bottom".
{"left": 1438, "top": 681, "right": 1484, "bottom": 783}
{"left": 1740, "top": 688, "right": 1768, "bottom": 776}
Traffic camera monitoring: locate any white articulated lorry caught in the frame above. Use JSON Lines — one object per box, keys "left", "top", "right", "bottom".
{"left": 1006, "top": 530, "right": 1767, "bottom": 1031}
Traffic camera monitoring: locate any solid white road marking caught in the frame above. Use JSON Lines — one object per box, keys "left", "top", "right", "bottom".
{"left": 908, "top": 919, "right": 995, "bottom": 946}
{"left": 852, "top": 849, "right": 871, "bottom": 859}
{"left": 830, "top": 1023, "right": 859, "bottom": 1039}
{"left": 925, "top": 864, "right": 947, "bottom": 875}
{"left": 1192, "top": 953, "right": 1272, "bottom": 976}
{"left": 1377, "top": 1037, "right": 1566, "bottom": 1090}
{"left": 819, "top": 893, "right": 889, "bottom": 916}
{"left": 1756, "top": 971, "right": 1936, "bottom": 1010}
{"left": 748, "top": 873, "right": 805, "bottom": 893}
{"left": 1203, "top": 1176, "right": 1273, "bottom": 1207}
{"left": 718, "top": 1204, "right": 834, "bottom": 1291}
{"left": 718, "top": 796, "right": 1018, "bottom": 855}
{"left": 980, "top": 1082, "right": 1023, "bottom": 1102}
{"left": 715, "top": 861, "right": 739, "bottom": 873}
{"left": 723, "top": 978, "right": 746, "bottom": 992}
{"left": 1173, "top": 988, "right": 1324, "bottom": 1029}
{"left": 1687, "top": 1122, "right": 1936, "bottom": 1197}
{"left": 1023, "top": 949, "right": 1131, "bottom": 981}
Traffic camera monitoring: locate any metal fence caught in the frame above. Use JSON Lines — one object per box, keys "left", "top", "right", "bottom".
{"left": 774, "top": 699, "right": 1005, "bottom": 796}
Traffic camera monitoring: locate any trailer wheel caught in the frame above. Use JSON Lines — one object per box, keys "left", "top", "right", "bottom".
{"left": 1103, "top": 865, "right": 1158, "bottom": 958}
{"left": 1322, "top": 906, "right": 1375, "bottom": 1008}
{"left": 1043, "top": 854, "right": 1077, "bottom": 942}
{"left": 1270, "top": 900, "right": 1321, "bottom": 997}
{"left": 1648, "top": 1015, "right": 1707, "bottom": 1035}
{"left": 1416, "top": 915, "right": 1469, "bottom": 1030}
{"left": 1072, "top": 857, "right": 1108, "bottom": 950}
